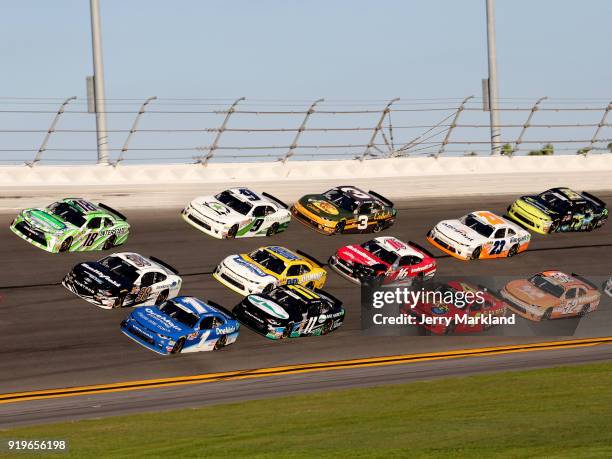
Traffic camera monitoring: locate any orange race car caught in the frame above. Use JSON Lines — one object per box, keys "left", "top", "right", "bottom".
{"left": 500, "top": 271, "right": 601, "bottom": 321}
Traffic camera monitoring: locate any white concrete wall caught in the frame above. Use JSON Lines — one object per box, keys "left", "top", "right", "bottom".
{"left": 1, "top": 155, "right": 611, "bottom": 211}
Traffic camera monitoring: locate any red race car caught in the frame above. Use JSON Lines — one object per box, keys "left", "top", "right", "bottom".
{"left": 400, "top": 281, "right": 508, "bottom": 335}
{"left": 328, "top": 236, "right": 436, "bottom": 285}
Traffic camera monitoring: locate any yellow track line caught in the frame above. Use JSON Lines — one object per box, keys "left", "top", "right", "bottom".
{"left": 2, "top": 336, "right": 611, "bottom": 404}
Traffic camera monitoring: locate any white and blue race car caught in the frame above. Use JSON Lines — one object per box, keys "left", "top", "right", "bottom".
{"left": 120, "top": 296, "right": 239, "bottom": 355}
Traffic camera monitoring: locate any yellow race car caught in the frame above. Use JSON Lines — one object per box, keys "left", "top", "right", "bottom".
{"left": 214, "top": 245, "right": 327, "bottom": 295}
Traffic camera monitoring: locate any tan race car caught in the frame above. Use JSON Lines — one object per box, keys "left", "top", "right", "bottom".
{"left": 500, "top": 271, "right": 600, "bottom": 321}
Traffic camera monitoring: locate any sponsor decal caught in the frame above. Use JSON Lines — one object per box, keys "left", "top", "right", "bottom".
{"left": 232, "top": 256, "right": 268, "bottom": 277}
{"left": 143, "top": 308, "right": 183, "bottom": 332}
{"left": 206, "top": 201, "right": 230, "bottom": 215}
{"left": 124, "top": 253, "right": 151, "bottom": 267}
{"left": 82, "top": 264, "right": 122, "bottom": 287}
{"left": 266, "top": 246, "right": 299, "bottom": 260}
{"left": 100, "top": 227, "right": 128, "bottom": 236}
{"left": 248, "top": 295, "right": 290, "bottom": 320}
{"left": 308, "top": 199, "right": 339, "bottom": 215}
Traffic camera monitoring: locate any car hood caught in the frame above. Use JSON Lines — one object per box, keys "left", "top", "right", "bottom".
{"left": 22, "top": 209, "right": 74, "bottom": 234}
{"left": 223, "top": 255, "right": 277, "bottom": 283}
{"left": 131, "top": 307, "right": 191, "bottom": 338}
{"left": 336, "top": 244, "right": 387, "bottom": 267}
{"left": 298, "top": 194, "right": 352, "bottom": 220}
{"left": 504, "top": 279, "right": 560, "bottom": 309}
{"left": 245, "top": 295, "right": 293, "bottom": 321}
{"left": 517, "top": 197, "right": 557, "bottom": 219}
{"left": 435, "top": 220, "right": 487, "bottom": 246}
{"left": 189, "top": 196, "right": 246, "bottom": 224}
{"left": 72, "top": 262, "right": 132, "bottom": 294}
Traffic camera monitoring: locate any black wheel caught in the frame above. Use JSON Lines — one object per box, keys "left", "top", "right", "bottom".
{"left": 372, "top": 221, "right": 383, "bottom": 233}
{"left": 59, "top": 237, "right": 72, "bottom": 252}
{"left": 334, "top": 221, "right": 346, "bottom": 235}
{"left": 283, "top": 322, "right": 294, "bottom": 339}
{"left": 507, "top": 244, "right": 519, "bottom": 258}
{"left": 262, "top": 284, "right": 273, "bottom": 294}
{"left": 305, "top": 281, "right": 315, "bottom": 290}
{"left": 214, "top": 335, "right": 227, "bottom": 350}
{"left": 227, "top": 224, "right": 239, "bottom": 239}
{"left": 266, "top": 223, "right": 279, "bottom": 237}
{"left": 542, "top": 308, "right": 553, "bottom": 321}
{"left": 155, "top": 290, "right": 168, "bottom": 305}
{"left": 103, "top": 235, "right": 116, "bottom": 251}
{"left": 578, "top": 303, "right": 591, "bottom": 317}
{"left": 549, "top": 221, "right": 559, "bottom": 233}
{"left": 113, "top": 295, "right": 125, "bottom": 309}
{"left": 321, "top": 320, "right": 333, "bottom": 335}
{"left": 444, "top": 320, "right": 456, "bottom": 335}
{"left": 171, "top": 338, "right": 185, "bottom": 354}
{"left": 470, "top": 246, "right": 481, "bottom": 260}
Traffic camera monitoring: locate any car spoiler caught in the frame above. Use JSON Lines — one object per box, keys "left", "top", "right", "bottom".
{"left": 98, "top": 203, "right": 128, "bottom": 221}
{"left": 295, "top": 249, "right": 325, "bottom": 267}
{"left": 571, "top": 273, "right": 599, "bottom": 290}
{"left": 262, "top": 192, "right": 289, "bottom": 209}
{"left": 149, "top": 256, "right": 179, "bottom": 275}
{"left": 408, "top": 240, "right": 436, "bottom": 259}
{"left": 314, "top": 288, "right": 343, "bottom": 308}
{"left": 207, "top": 300, "right": 236, "bottom": 319}
{"left": 581, "top": 191, "right": 607, "bottom": 209}
{"left": 368, "top": 190, "right": 394, "bottom": 208}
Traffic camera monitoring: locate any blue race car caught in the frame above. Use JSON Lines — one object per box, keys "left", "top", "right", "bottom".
{"left": 120, "top": 296, "right": 239, "bottom": 355}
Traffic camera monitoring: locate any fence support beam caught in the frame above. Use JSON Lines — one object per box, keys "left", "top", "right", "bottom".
{"left": 114, "top": 96, "right": 156, "bottom": 166}
{"left": 435, "top": 95, "right": 473, "bottom": 158}
{"left": 359, "top": 98, "right": 399, "bottom": 161}
{"left": 197, "top": 97, "right": 245, "bottom": 166}
{"left": 26, "top": 96, "right": 77, "bottom": 167}
{"left": 512, "top": 96, "right": 547, "bottom": 155}
{"left": 281, "top": 98, "right": 324, "bottom": 163}
{"left": 584, "top": 100, "right": 612, "bottom": 154}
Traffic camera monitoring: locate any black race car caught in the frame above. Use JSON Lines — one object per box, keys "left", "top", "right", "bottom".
{"left": 507, "top": 187, "right": 607, "bottom": 234}
{"left": 232, "top": 284, "right": 345, "bottom": 339}
{"left": 62, "top": 252, "right": 182, "bottom": 309}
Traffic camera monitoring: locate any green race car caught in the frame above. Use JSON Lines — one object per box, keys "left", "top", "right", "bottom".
{"left": 10, "top": 198, "right": 130, "bottom": 253}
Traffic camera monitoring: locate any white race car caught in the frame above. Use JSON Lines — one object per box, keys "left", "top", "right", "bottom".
{"left": 427, "top": 210, "right": 531, "bottom": 260}
{"left": 182, "top": 188, "right": 291, "bottom": 239}
{"left": 604, "top": 276, "right": 612, "bottom": 297}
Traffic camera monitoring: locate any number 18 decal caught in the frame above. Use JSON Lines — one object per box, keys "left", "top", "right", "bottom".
{"left": 357, "top": 215, "right": 368, "bottom": 230}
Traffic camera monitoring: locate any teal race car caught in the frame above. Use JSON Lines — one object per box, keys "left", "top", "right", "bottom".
{"left": 10, "top": 198, "right": 130, "bottom": 253}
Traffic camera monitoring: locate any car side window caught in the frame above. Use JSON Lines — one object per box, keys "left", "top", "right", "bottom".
{"left": 264, "top": 205, "right": 276, "bottom": 216}
{"left": 507, "top": 228, "right": 516, "bottom": 236}
{"left": 399, "top": 256, "right": 420, "bottom": 266}
{"left": 212, "top": 316, "right": 225, "bottom": 327}
{"left": 565, "top": 288, "right": 577, "bottom": 299}
{"left": 87, "top": 217, "right": 102, "bottom": 229}
{"left": 252, "top": 206, "right": 266, "bottom": 218}
{"left": 358, "top": 203, "right": 372, "bottom": 215}
{"left": 154, "top": 272, "right": 167, "bottom": 283}
{"left": 287, "top": 265, "right": 302, "bottom": 276}
{"left": 493, "top": 228, "right": 506, "bottom": 239}
{"left": 199, "top": 317, "right": 215, "bottom": 330}
{"left": 103, "top": 218, "right": 114, "bottom": 227}
{"left": 140, "top": 272, "right": 156, "bottom": 287}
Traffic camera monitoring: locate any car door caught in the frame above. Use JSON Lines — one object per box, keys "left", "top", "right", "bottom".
{"left": 560, "top": 288, "right": 579, "bottom": 315}
{"left": 250, "top": 205, "right": 268, "bottom": 234}
{"left": 193, "top": 315, "right": 223, "bottom": 348}
{"left": 355, "top": 202, "right": 373, "bottom": 232}
{"left": 285, "top": 264, "right": 305, "bottom": 285}
{"left": 133, "top": 271, "right": 156, "bottom": 304}
{"left": 489, "top": 227, "right": 507, "bottom": 256}
{"left": 81, "top": 216, "right": 103, "bottom": 250}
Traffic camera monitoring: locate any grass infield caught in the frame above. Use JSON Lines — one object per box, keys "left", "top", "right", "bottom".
{"left": 1, "top": 362, "right": 611, "bottom": 458}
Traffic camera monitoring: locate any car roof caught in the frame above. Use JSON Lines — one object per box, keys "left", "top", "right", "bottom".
{"left": 550, "top": 188, "right": 585, "bottom": 202}
{"left": 540, "top": 271, "right": 591, "bottom": 289}
{"left": 172, "top": 296, "right": 218, "bottom": 316}
{"left": 112, "top": 252, "right": 175, "bottom": 275}
{"left": 263, "top": 246, "right": 301, "bottom": 262}
{"left": 372, "top": 236, "right": 422, "bottom": 258}
{"left": 469, "top": 211, "right": 523, "bottom": 231}
{"left": 332, "top": 186, "right": 375, "bottom": 203}
{"left": 226, "top": 187, "right": 267, "bottom": 204}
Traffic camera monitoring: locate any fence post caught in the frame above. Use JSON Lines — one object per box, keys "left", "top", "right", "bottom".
{"left": 114, "top": 96, "right": 156, "bottom": 166}
{"left": 197, "top": 96, "right": 245, "bottom": 166}
{"left": 512, "top": 96, "right": 547, "bottom": 155}
{"left": 584, "top": 100, "right": 612, "bottom": 155}
{"left": 359, "top": 98, "right": 399, "bottom": 161}
{"left": 435, "top": 95, "right": 473, "bottom": 158}
{"left": 281, "top": 98, "right": 324, "bottom": 163}
{"left": 26, "top": 96, "right": 77, "bottom": 167}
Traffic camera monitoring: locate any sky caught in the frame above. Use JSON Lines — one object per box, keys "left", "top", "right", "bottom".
{"left": 1, "top": 0, "right": 610, "bottom": 163}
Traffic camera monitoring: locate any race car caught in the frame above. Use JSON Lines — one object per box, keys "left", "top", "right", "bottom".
{"left": 500, "top": 271, "right": 601, "bottom": 321}
{"left": 213, "top": 245, "right": 327, "bottom": 295}
{"left": 232, "top": 284, "right": 345, "bottom": 339}
{"left": 427, "top": 210, "right": 530, "bottom": 260}
{"left": 328, "top": 236, "right": 436, "bottom": 285}
{"left": 63, "top": 252, "right": 182, "bottom": 309}
{"left": 507, "top": 187, "right": 607, "bottom": 234}
{"left": 182, "top": 187, "right": 291, "bottom": 239}
{"left": 291, "top": 185, "right": 396, "bottom": 235}
{"left": 10, "top": 198, "right": 130, "bottom": 253}
{"left": 603, "top": 276, "right": 612, "bottom": 298}
{"left": 400, "top": 281, "right": 508, "bottom": 334}
{"left": 121, "top": 296, "right": 239, "bottom": 355}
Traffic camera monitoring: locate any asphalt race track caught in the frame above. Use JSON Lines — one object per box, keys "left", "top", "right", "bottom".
{"left": 1, "top": 194, "right": 611, "bottom": 425}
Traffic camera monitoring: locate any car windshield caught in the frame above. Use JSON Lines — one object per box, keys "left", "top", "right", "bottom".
{"left": 47, "top": 202, "right": 86, "bottom": 227}
{"left": 98, "top": 256, "right": 140, "bottom": 283}
{"left": 215, "top": 191, "right": 252, "bottom": 215}
{"left": 249, "top": 249, "right": 286, "bottom": 275}
{"left": 324, "top": 189, "right": 357, "bottom": 212}
{"left": 269, "top": 288, "right": 309, "bottom": 307}
{"left": 361, "top": 240, "right": 398, "bottom": 265}
{"left": 528, "top": 275, "right": 564, "bottom": 298}
{"left": 461, "top": 214, "right": 494, "bottom": 238}
{"left": 159, "top": 300, "right": 199, "bottom": 328}
{"left": 538, "top": 192, "right": 570, "bottom": 212}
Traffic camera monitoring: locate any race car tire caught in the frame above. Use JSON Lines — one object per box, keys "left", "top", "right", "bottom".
{"left": 578, "top": 303, "right": 591, "bottom": 317}
{"left": 542, "top": 308, "right": 553, "bottom": 321}
{"left": 470, "top": 246, "right": 482, "bottom": 260}
{"left": 227, "top": 225, "right": 239, "bottom": 239}
{"left": 155, "top": 290, "right": 169, "bottom": 306}
{"left": 262, "top": 284, "right": 273, "bottom": 294}
{"left": 266, "top": 223, "right": 279, "bottom": 237}
{"left": 283, "top": 322, "right": 294, "bottom": 339}
{"left": 334, "top": 221, "right": 346, "bottom": 235}
{"left": 113, "top": 295, "right": 125, "bottom": 309}
{"left": 507, "top": 244, "right": 519, "bottom": 258}
{"left": 214, "top": 335, "right": 227, "bottom": 350}
{"left": 321, "top": 320, "right": 333, "bottom": 335}
{"left": 171, "top": 338, "right": 185, "bottom": 354}
{"left": 59, "top": 237, "right": 73, "bottom": 252}
{"left": 372, "top": 222, "right": 383, "bottom": 233}
{"left": 103, "top": 235, "right": 116, "bottom": 251}
{"left": 305, "top": 281, "right": 315, "bottom": 290}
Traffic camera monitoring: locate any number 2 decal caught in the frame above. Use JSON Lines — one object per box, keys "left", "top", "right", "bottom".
{"left": 357, "top": 215, "right": 368, "bottom": 230}
{"left": 490, "top": 240, "right": 506, "bottom": 255}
